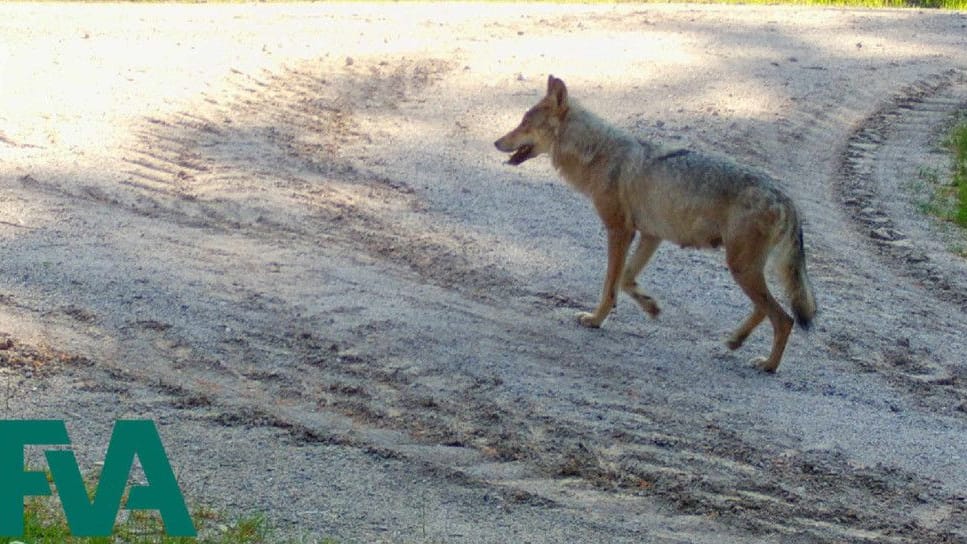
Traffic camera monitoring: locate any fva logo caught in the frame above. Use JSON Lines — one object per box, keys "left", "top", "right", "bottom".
{"left": 0, "top": 419, "right": 195, "bottom": 537}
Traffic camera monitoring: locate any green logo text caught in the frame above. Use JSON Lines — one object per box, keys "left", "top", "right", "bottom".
{"left": 0, "top": 419, "right": 195, "bottom": 537}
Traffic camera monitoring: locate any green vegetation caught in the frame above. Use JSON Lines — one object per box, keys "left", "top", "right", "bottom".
{"left": 1, "top": 498, "right": 271, "bottom": 544}
{"left": 915, "top": 166, "right": 952, "bottom": 218}
{"left": 914, "top": 113, "right": 967, "bottom": 257}
{"left": 948, "top": 116, "right": 967, "bottom": 227}
{"left": 0, "top": 469, "right": 333, "bottom": 544}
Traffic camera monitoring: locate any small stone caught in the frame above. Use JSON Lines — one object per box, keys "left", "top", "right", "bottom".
{"left": 871, "top": 227, "right": 898, "bottom": 241}
{"left": 886, "top": 238, "right": 913, "bottom": 249}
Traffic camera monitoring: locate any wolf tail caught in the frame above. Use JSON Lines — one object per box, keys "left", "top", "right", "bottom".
{"left": 776, "top": 203, "right": 817, "bottom": 329}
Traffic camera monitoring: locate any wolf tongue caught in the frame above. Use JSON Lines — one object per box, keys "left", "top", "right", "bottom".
{"left": 508, "top": 144, "right": 534, "bottom": 165}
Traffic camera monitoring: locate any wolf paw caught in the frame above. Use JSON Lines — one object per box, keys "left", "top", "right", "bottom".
{"left": 627, "top": 291, "right": 660, "bottom": 319}
{"left": 726, "top": 336, "right": 745, "bottom": 351}
{"left": 577, "top": 312, "right": 602, "bottom": 328}
{"left": 752, "top": 356, "right": 779, "bottom": 373}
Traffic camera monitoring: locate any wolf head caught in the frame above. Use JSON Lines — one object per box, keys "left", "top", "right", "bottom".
{"left": 494, "top": 75, "right": 569, "bottom": 165}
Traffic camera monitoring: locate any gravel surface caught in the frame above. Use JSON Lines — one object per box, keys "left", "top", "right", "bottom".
{"left": 2, "top": 3, "right": 967, "bottom": 543}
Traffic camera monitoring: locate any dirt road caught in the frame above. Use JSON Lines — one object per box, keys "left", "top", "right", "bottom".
{"left": 2, "top": 3, "right": 967, "bottom": 542}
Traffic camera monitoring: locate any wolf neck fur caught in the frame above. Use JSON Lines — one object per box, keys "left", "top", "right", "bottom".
{"left": 550, "top": 101, "right": 660, "bottom": 195}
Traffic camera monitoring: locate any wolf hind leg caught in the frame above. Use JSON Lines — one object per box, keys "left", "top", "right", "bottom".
{"left": 620, "top": 234, "right": 662, "bottom": 318}
{"left": 726, "top": 238, "right": 794, "bottom": 372}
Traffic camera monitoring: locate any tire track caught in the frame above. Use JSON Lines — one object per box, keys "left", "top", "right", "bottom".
{"left": 119, "top": 57, "right": 525, "bottom": 301}
{"left": 837, "top": 69, "right": 967, "bottom": 413}
{"left": 196, "top": 303, "right": 963, "bottom": 543}
{"left": 303, "top": 350, "right": 967, "bottom": 542}
{"left": 839, "top": 69, "right": 967, "bottom": 309}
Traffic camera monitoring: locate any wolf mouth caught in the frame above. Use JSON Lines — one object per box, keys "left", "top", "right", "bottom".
{"left": 507, "top": 144, "right": 534, "bottom": 165}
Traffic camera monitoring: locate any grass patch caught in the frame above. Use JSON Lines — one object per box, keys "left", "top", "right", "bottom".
{"left": 2, "top": 499, "right": 270, "bottom": 544}
{"left": 947, "top": 115, "right": 967, "bottom": 227}
{"left": 0, "top": 470, "right": 333, "bottom": 544}
{"left": 923, "top": 113, "right": 967, "bottom": 228}
{"left": 914, "top": 112, "right": 967, "bottom": 257}
{"left": 915, "top": 166, "right": 958, "bottom": 219}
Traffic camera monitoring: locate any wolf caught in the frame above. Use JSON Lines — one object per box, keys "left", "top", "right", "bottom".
{"left": 495, "top": 76, "right": 817, "bottom": 372}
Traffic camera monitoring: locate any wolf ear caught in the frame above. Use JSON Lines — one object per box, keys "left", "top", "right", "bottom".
{"left": 546, "top": 75, "right": 568, "bottom": 110}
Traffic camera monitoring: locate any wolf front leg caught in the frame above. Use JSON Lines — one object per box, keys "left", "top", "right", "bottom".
{"left": 578, "top": 227, "right": 634, "bottom": 328}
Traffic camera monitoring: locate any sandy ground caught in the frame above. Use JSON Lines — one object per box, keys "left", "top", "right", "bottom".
{"left": 2, "top": 2, "right": 967, "bottom": 542}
